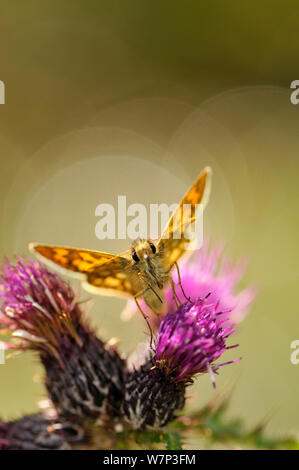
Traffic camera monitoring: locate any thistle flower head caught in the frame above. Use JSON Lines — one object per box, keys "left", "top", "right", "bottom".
{"left": 155, "top": 296, "right": 240, "bottom": 387}
{"left": 0, "top": 257, "right": 82, "bottom": 363}
{"left": 0, "top": 258, "right": 125, "bottom": 423}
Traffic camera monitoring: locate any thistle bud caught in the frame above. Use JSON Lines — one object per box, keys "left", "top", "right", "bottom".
{"left": 0, "top": 414, "right": 83, "bottom": 450}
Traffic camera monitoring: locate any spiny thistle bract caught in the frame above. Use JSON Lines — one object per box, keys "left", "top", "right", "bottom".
{"left": 0, "top": 249, "right": 250, "bottom": 450}
{"left": 122, "top": 360, "right": 186, "bottom": 430}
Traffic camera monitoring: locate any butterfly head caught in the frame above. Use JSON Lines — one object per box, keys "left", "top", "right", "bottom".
{"left": 131, "top": 238, "right": 163, "bottom": 289}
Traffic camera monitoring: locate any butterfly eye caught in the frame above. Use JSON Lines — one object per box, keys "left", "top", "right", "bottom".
{"left": 132, "top": 251, "right": 140, "bottom": 262}
{"left": 149, "top": 243, "right": 156, "bottom": 254}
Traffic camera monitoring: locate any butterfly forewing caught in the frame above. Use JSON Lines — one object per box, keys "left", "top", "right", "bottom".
{"left": 30, "top": 244, "right": 117, "bottom": 272}
{"left": 157, "top": 166, "right": 212, "bottom": 271}
{"left": 29, "top": 244, "right": 139, "bottom": 297}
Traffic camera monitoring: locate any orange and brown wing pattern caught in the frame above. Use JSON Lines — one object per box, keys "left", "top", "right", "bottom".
{"left": 29, "top": 244, "right": 117, "bottom": 274}
{"left": 84, "top": 255, "right": 142, "bottom": 298}
{"left": 29, "top": 243, "right": 139, "bottom": 299}
{"left": 157, "top": 166, "right": 212, "bottom": 270}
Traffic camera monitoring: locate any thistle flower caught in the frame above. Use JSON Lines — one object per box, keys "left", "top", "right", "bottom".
{"left": 121, "top": 240, "right": 256, "bottom": 328}
{"left": 155, "top": 296, "right": 240, "bottom": 386}
{"left": 0, "top": 258, "right": 125, "bottom": 424}
{"left": 122, "top": 296, "right": 240, "bottom": 430}
{"left": 0, "top": 414, "right": 84, "bottom": 450}
{"left": 0, "top": 254, "right": 245, "bottom": 439}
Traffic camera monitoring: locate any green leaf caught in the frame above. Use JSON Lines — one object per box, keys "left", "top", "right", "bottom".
{"left": 136, "top": 430, "right": 164, "bottom": 445}
{"left": 164, "top": 431, "right": 183, "bottom": 450}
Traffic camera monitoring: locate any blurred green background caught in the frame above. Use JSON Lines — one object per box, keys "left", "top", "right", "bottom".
{"left": 0, "top": 0, "right": 299, "bottom": 447}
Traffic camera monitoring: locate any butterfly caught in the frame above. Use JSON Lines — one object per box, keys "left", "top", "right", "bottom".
{"left": 29, "top": 167, "right": 212, "bottom": 329}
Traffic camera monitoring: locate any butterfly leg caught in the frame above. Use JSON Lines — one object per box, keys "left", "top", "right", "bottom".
{"left": 170, "top": 277, "right": 180, "bottom": 308}
{"left": 164, "top": 262, "right": 191, "bottom": 304}
{"left": 174, "top": 261, "right": 192, "bottom": 303}
{"left": 134, "top": 289, "right": 155, "bottom": 350}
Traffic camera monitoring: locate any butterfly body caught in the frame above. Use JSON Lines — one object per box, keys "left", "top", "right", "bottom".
{"left": 30, "top": 166, "right": 212, "bottom": 316}
{"left": 129, "top": 238, "right": 169, "bottom": 314}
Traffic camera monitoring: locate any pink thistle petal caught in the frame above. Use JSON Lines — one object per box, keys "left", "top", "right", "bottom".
{"left": 155, "top": 297, "right": 240, "bottom": 386}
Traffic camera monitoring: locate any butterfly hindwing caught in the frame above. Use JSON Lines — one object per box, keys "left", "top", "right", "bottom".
{"left": 84, "top": 254, "right": 141, "bottom": 298}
